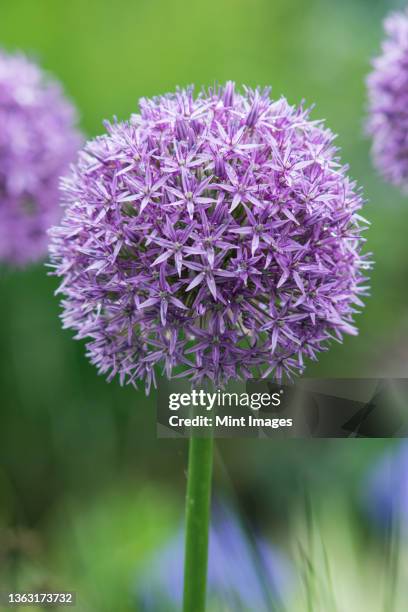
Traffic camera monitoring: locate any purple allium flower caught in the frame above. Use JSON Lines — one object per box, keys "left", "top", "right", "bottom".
{"left": 0, "top": 51, "right": 81, "bottom": 266}
{"left": 364, "top": 442, "right": 408, "bottom": 530}
{"left": 49, "top": 83, "right": 370, "bottom": 390}
{"left": 137, "top": 504, "right": 290, "bottom": 610}
{"left": 366, "top": 9, "right": 408, "bottom": 190}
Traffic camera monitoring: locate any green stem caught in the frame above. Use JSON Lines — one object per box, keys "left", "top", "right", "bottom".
{"left": 182, "top": 434, "right": 214, "bottom": 612}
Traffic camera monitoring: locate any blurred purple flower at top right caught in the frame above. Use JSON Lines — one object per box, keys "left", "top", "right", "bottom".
{"left": 366, "top": 8, "right": 408, "bottom": 191}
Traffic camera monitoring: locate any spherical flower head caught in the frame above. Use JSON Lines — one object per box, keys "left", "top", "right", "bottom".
{"left": 0, "top": 51, "right": 81, "bottom": 266}
{"left": 366, "top": 9, "right": 408, "bottom": 190}
{"left": 49, "top": 83, "right": 370, "bottom": 392}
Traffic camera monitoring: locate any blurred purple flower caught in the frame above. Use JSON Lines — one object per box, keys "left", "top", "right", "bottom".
{"left": 364, "top": 442, "right": 408, "bottom": 529}
{"left": 137, "top": 504, "right": 290, "bottom": 611}
{"left": 49, "top": 83, "right": 370, "bottom": 391}
{"left": 366, "top": 9, "right": 408, "bottom": 190}
{"left": 0, "top": 51, "right": 81, "bottom": 266}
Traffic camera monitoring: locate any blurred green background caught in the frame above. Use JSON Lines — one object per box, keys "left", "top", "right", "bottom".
{"left": 1, "top": 0, "right": 408, "bottom": 610}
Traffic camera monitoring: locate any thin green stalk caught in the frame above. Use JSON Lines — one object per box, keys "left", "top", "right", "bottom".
{"left": 183, "top": 434, "right": 214, "bottom": 612}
